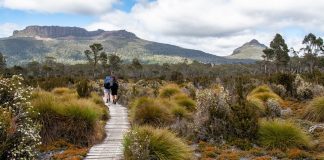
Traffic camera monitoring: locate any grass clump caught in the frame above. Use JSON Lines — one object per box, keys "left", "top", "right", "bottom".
{"left": 304, "top": 96, "right": 324, "bottom": 122}
{"left": 130, "top": 97, "right": 172, "bottom": 127}
{"left": 173, "top": 94, "right": 196, "bottom": 112}
{"left": 123, "top": 126, "right": 192, "bottom": 160}
{"left": 247, "top": 85, "right": 282, "bottom": 113}
{"left": 258, "top": 119, "right": 311, "bottom": 149}
{"left": 159, "top": 84, "right": 181, "bottom": 99}
{"left": 31, "top": 90, "right": 106, "bottom": 146}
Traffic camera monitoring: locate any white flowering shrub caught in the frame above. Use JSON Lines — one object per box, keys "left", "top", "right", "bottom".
{"left": 0, "top": 75, "right": 41, "bottom": 159}
{"left": 265, "top": 99, "right": 282, "bottom": 118}
{"left": 194, "top": 86, "right": 232, "bottom": 141}
{"left": 310, "top": 84, "right": 324, "bottom": 98}
{"left": 294, "top": 74, "right": 313, "bottom": 100}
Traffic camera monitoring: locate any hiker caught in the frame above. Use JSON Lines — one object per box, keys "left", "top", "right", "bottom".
{"left": 103, "top": 76, "right": 111, "bottom": 103}
{"left": 111, "top": 76, "right": 119, "bottom": 104}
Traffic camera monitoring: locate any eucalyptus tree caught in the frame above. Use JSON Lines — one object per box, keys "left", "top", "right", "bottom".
{"left": 270, "top": 34, "right": 290, "bottom": 72}
{"left": 301, "top": 33, "right": 324, "bottom": 73}
{"left": 84, "top": 43, "right": 106, "bottom": 77}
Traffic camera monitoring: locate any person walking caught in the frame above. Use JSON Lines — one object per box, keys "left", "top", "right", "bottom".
{"left": 110, "top": 76, "right": 119, "bottom": 104}
{"left": 103, "top": 76, "right": 111, "bottom": 103}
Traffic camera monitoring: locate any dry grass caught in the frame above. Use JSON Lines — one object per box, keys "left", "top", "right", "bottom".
{"left": 159, "top": 84, "right": 181, "bottom": 99}
{"left": 123, "top": 126, "right": 193, "bottom": 160}
{"left": 304, "top": 96, "right": 324, "bottom": 122}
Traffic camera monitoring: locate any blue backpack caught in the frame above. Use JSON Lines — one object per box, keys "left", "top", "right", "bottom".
{"left": 104, "top": 76, "right": 111, "bottom": 89}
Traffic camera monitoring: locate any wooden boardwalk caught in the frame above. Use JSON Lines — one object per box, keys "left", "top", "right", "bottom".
{"left": 85, "top": 100, "right": 130, "bottom": 160}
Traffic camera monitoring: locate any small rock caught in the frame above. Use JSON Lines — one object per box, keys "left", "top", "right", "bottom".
{"left": 309, "top": 124, "right": 324, "bottom": 133}
{"left": 281, "top": 108, "right": 292, "bottom": 117}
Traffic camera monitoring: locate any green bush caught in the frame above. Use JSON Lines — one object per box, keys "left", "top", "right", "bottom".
{"left": 230, "top": 102, "right": 259, "bottom": 140}
{"left": 304, "top": 97, "right": 324, "bottom": 122}
{"left": 130, "top": 97, "right": 173, "bottom": 127}
{"left": 76, "top": 79, "right": 90, "bottom": 98}
{"left": 123, "top": 126, "right": 192, "bottom": 160}
{"left": 258, "top": 119, "right": 311, "bottom": 149}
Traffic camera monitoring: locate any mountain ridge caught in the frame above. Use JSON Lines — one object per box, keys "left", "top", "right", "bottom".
{"left": 1, "top": 26, "right": 254, "bottom": 65}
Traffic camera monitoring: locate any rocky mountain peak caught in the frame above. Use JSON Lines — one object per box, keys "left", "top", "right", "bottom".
{"left": 244, "top": 39, "right": 267, "bottom": 47}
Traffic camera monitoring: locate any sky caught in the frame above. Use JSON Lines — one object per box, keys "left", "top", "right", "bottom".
{"left": 0, "top": 0, "right": 323, "bottom": 56}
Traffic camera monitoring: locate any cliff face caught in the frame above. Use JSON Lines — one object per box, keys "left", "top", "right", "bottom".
{"left": 12, "top": 26, "right": 137, "bottom": 39}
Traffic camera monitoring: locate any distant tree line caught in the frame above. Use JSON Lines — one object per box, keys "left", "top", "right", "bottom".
{"left": 1, "top": 33, "right": 324, "bottom": 88}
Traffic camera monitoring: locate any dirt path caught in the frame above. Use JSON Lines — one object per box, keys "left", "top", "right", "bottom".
{"left": 85, "top": 100, "right": 129, "bottom": 160}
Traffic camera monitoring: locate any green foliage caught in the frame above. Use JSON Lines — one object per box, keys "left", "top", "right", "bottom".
{"left": 270, "top": 33, "right": 290, "bottom": 67}
{"left": 304, "top": 96, "right": 324, "bottom": 122}
{"left": 130, "top": 97, "right": 173, "bottom": 127}
{"left": 159, "top": 84, "right": 181, "bottom": 99}
{"left": 269, "top": 73, "right": 295, "bottom": 95}
{"left": 230, "top": 102, "right": 259, "bottom": 140}
{"left": 76, "top": 79, "right": 90, "bottom": 98}
{"left": 0, "top": 76, "right": 41, "bottom": 159}
{"left": 0, "top": 52, "right": 6, "bottom": 71}
{"left": 258, "top": 119, "right": 311, "bottom": 149}
{"left": 123, "top": 126, "right": 193, "bottom": 160}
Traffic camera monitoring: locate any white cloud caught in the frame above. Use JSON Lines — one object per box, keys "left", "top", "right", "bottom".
{"left": 0, "top": 23, "right": 22, "bottom": 37}
{"left": 0, "top": 0, "right": 119, "bottom": 14}
{"left": 86, "top": 0, "right": 324, "bottom": 56}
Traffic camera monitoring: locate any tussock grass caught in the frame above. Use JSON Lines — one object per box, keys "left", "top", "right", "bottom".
{"left": 130, "top": 97, "right": 172, "bottom": 126}
{"left": 258, "top": 119, "right": 311, "bottom": 149}
{"left": 124, "top": 126, "right": 193, "bottom": 160}
{"left": 52, "top": 87, "right": 75, "bottom": 95}
{"left": 31, "top": 89, "right": 106, "bottom": 146}
{"left": 247, "top": 85, "right": 282, "bottom": 113}
{"left": 304, "top": 97, "right": 324, "bottom": 122}
{"left": 159, "top": 84, "right": 181, "bottom": 99}
{"left": 174, "top": 97, "right": 196, "bottom": 112}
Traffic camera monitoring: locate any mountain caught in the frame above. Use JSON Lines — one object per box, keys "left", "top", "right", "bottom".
{"left": 228, "top": 39, "right": 267, "bottom": 60}
{"left": 0, "top": 26, "right": 254, "bottom": 65}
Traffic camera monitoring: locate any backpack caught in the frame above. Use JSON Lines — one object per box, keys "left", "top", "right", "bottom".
{"left": 104, "top": 82, "right": 111, "bottom": 89}
{"left": 104, "top": 76, "right": 111, "bottom": 89}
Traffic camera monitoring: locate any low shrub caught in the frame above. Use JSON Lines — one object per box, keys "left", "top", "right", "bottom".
{"left": 159, "top": 84, "right": 181, "bottom": 99}
{"left": 230, "top": 102, "right": 259, "bottom": 140}
{"left": 130, "top": 97, "right": 173, "bottom": 127}
{"left": 76, "top": 79, "right": 90, "bottom": 98}
{"left": 123, "top": 126, "right": 192, "bottom": 160}
{"left": 258, "top": 119, "right": 311, "bottom": 149}
{"left": 304, "top": 97, "right": 324, "bottom": 122}
{"left": 194, "top": 87, "right": 232, "bottom": 142}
